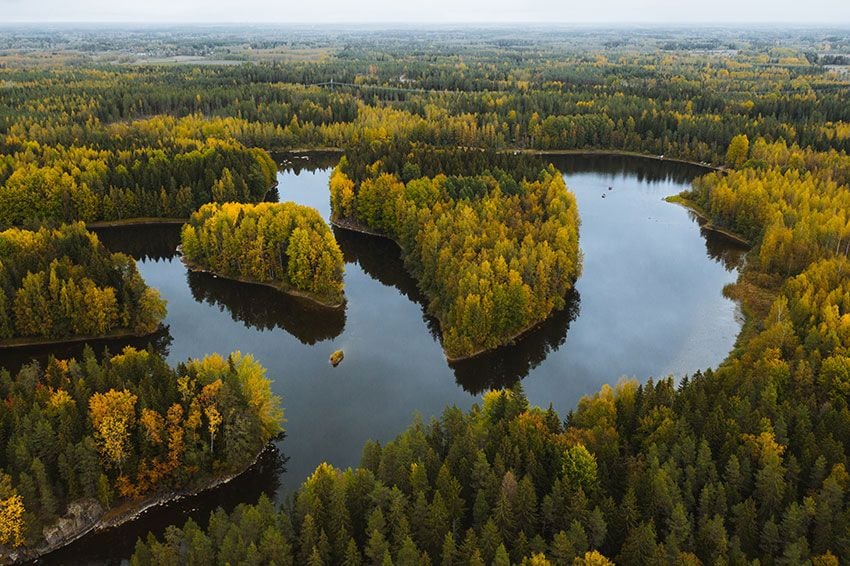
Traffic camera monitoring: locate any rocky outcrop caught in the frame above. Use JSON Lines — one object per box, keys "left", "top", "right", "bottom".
{"left": 0, "top": 499, "right": 103, "bottom": 565}
{"left": 3, "top": 442, "right": 274, "bottom": 564}
{"left": 41, "top": 499, "right": 104, "bottom": 547}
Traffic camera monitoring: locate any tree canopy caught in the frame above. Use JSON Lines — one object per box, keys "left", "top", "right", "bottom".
{"left": 0, "top": 222, "right": 166, "bottom": 342}
{"left": 181, "top": 202, "right": 345, "bottom": 307}
{"left": 330, "top": 145, "right": 581, "bottom": 359}
{"left": 0, "top": 347, "right": 283, "bottom": 553}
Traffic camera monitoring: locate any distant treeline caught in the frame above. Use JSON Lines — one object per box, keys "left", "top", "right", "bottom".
{"left": 0, "top": 133, "right": 277, "bottom": 227}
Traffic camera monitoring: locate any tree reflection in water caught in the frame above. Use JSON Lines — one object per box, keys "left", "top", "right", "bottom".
{"left": 0, "top": 325, "right": 173, "bottom": 377}
{"left": 450, "top": 292, "right": 580, "bottom": 394}
{"left": 93, "top": 223, "right": 183, "bottom": 263}
{"left": 187, "top": 270, "right": 346, "bottom": 344}
{"left": 334, "top": 223, "right": 581, "bottom": 391}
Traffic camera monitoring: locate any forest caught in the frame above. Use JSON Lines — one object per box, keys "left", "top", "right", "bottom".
{"left": 181, "top": 202, "right": 345, "bottom": 307}
{"left": 0, "top": 125, "right": 278, "bottom": 227}
{"left": 330, "top": 145, "right": 581, "bottom": 359}
{"left": 1, "top": 24, "right": 850, "bottom": 565}
{"left": 0, "top": 347, "right": 283, "bottom": 553}
{"left": 0, "top": 222, "right": 166, "bottom": 343}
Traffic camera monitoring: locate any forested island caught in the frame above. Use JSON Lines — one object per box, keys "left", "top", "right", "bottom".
{"left": 0, "top": 347, "right": 283, "bottom": 561}
{"left": 1, "top": 24, "right": 850, "bottom": 565}
{"left": 330, "top": 145, "right": 581, "bottom": 359}
{"left": 0, "top": 222, "right": 166, "bottom": 345}
{"left": 181, "top": 202, "right": 345, "bottom": 307}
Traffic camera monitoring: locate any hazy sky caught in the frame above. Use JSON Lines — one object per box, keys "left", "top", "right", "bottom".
{"left": 2, "top": 0, "right": 849, "bottom": 24}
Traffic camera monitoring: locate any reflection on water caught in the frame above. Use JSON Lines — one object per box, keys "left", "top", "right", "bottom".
{"left": 333, "top": 227, "right": 442, "bottom": 340}
{"left": 450, "top": 293, "right": 580, "bottom": 394}
{"left": 38, "top": 444, "right": 287, "bottom": 566}
{"left": 3, "top": 152, "right": 747, "bottom": 565}
{"left": 93, "top": 223, "right": 182, "bottom": 262}
{"left": 550, "top": 153, "right": 709, "bottom": 184}
{"left": 334, "top": 226, "right": 583, "bottom": 390}
{"left": 0, "top": 326, "right": 173, "bottom": 378}
{"left": 695, "top": 220, "right": 749, "bottom": 270}
{"left": 187, "top": 270, "right": 346, "bottom": 344}
{"left": 277, "top": 150, "right": 342, "bottom": 174}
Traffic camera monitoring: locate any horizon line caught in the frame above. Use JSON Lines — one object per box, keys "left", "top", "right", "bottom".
{"left": 3, "top": 20, "right": 850, "bottom": 27}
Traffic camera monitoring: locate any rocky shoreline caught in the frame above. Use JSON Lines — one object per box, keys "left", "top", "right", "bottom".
{"left": 2, "top": 443, "right": 274, "bottom": 565}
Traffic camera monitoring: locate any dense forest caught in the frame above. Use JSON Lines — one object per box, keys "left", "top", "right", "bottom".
{"left": 0, "top": 222, "right": 166, "bottom": 342}
{"left": 181, "top": 202, "right": 345, "bottom": 307}
{"left": 330, "top": 146, "right": 581, "bottom": 359}
{"left": 2, "top": 29, "right": 850, "bottom": 191}
{"left": 0, "top": 126, "right": 278, "bottom": 227}
{"left": 2, "top": 25, "right": 850, "bottom": 565}
{"left": 0, "top": 347, "right": 283, "bottom": 554}
{"left": 124, "top": 62, "right": 850, "bottom": 565}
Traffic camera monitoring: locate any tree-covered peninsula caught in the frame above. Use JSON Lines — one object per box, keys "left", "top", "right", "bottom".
{"left": 330, "top": 146, "right": 581, "bottom": 359}
{"left": 0, "top": 222, "right": 166, "bottom": 344}
{"left": 181, "top": 202, "right": 345, "bottom": 308}
{"left": 0, "top": 347, "right": 283, "bottom": 560}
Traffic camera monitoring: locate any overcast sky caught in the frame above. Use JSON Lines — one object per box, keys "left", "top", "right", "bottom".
{"left": 1, "top": 0, "right": 849, "bottom": 24}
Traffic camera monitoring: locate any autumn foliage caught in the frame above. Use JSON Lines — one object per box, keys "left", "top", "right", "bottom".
{"left": 0, "top": 222, "right": 166, "bottom": 341}
{"left": 181, "top": 202, "right": 345, "bottom": 306}
{"left": 0, "top": 348, "right": 283, "bottom": 551}
{"left": 330, "top": 146, "right": 581, "bottom": 358}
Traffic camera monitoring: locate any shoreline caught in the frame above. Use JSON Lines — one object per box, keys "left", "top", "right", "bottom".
{"left": 86, "top": 180, "right": 280, "bottom": 230}
{"left": 330, "top": 216, "right": 577, "bottom": 363}
{"left": 14, "top": 442, "right": 275, "bottom": 565}
{"left": 0, "top": 327, "right": 161, "bottom": 351}
{"left": 272, "top": 146, "right": 724, "bottom": 173}
{"left": 87, "top": 217, "right": 187, "bottom": 229}
{"left": 181, "top": 257, "right": 345, "bottom": 310}
{"left": 445, "top": 313, "right": 565, "bottom": 363}
{"left": 525, "top": 148, "right": 726, "bottom": 172}
{"left": 665, "top": 195, "right": 751, "bottom": 247}
{"left": 330, "top": 216, "right": 394, "bottom": 240}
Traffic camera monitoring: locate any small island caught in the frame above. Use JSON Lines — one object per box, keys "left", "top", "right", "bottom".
{"left": 180, "top": 202, "right": 345, "bottom": 308}
{"left": 0, "top": 223, "right": 166, "bottom": 346}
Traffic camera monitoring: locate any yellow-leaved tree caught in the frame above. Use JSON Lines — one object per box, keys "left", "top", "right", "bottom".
{"left": 89, "top": 389, "right": 138, "bottom": 472}
{"left": 0, "top": 474, "right": 26, "bottom": 548}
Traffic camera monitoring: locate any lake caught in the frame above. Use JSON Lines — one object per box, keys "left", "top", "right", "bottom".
{"left": 30, "top": 153, "right": 745, "bottom": 564}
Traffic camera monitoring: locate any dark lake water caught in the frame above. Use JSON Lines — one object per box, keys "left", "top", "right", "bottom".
{"left": 19, "top": 153, "right": 745, "bottom": 564}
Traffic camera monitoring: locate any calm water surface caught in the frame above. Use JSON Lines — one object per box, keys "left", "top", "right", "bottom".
{"left": 26, "top": 154, "right": 745, "bottom": 563}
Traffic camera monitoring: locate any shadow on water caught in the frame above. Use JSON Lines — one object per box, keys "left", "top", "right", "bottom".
{"left": 187, "top": 271, "right": 346, "bottom": 344}
{"left": 275, "top": 150, "right": 342, "bottom": 174}
{"left": 450, "top": 291, "right": 581, "bottom": 394}
{"left": 333, "top": 225, "right": 583, "bottom": 390}
{"left": 0, "top": 326, "right": 173, "bottom": 378}
{"left": 36, "top": 443, "right": 288, "bottom": 566}
{"left": 691, "top": 215, "right": 750, "bottom": 271}
{"left": 547, "top": 153, "right": 710, "bottom": 184}
{"left": 92, "top": 224, "right": 182, "bottom": 262}
{"left": 333, "top": 226, "right": 442, "bottom": 340}
{"left": 94, "top": 220, "right": 347, "bottom": 344}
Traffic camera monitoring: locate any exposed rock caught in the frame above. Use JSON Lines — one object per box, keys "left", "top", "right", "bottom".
{"left": 41, "top": 499, "right": 103, "bottom": 547}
